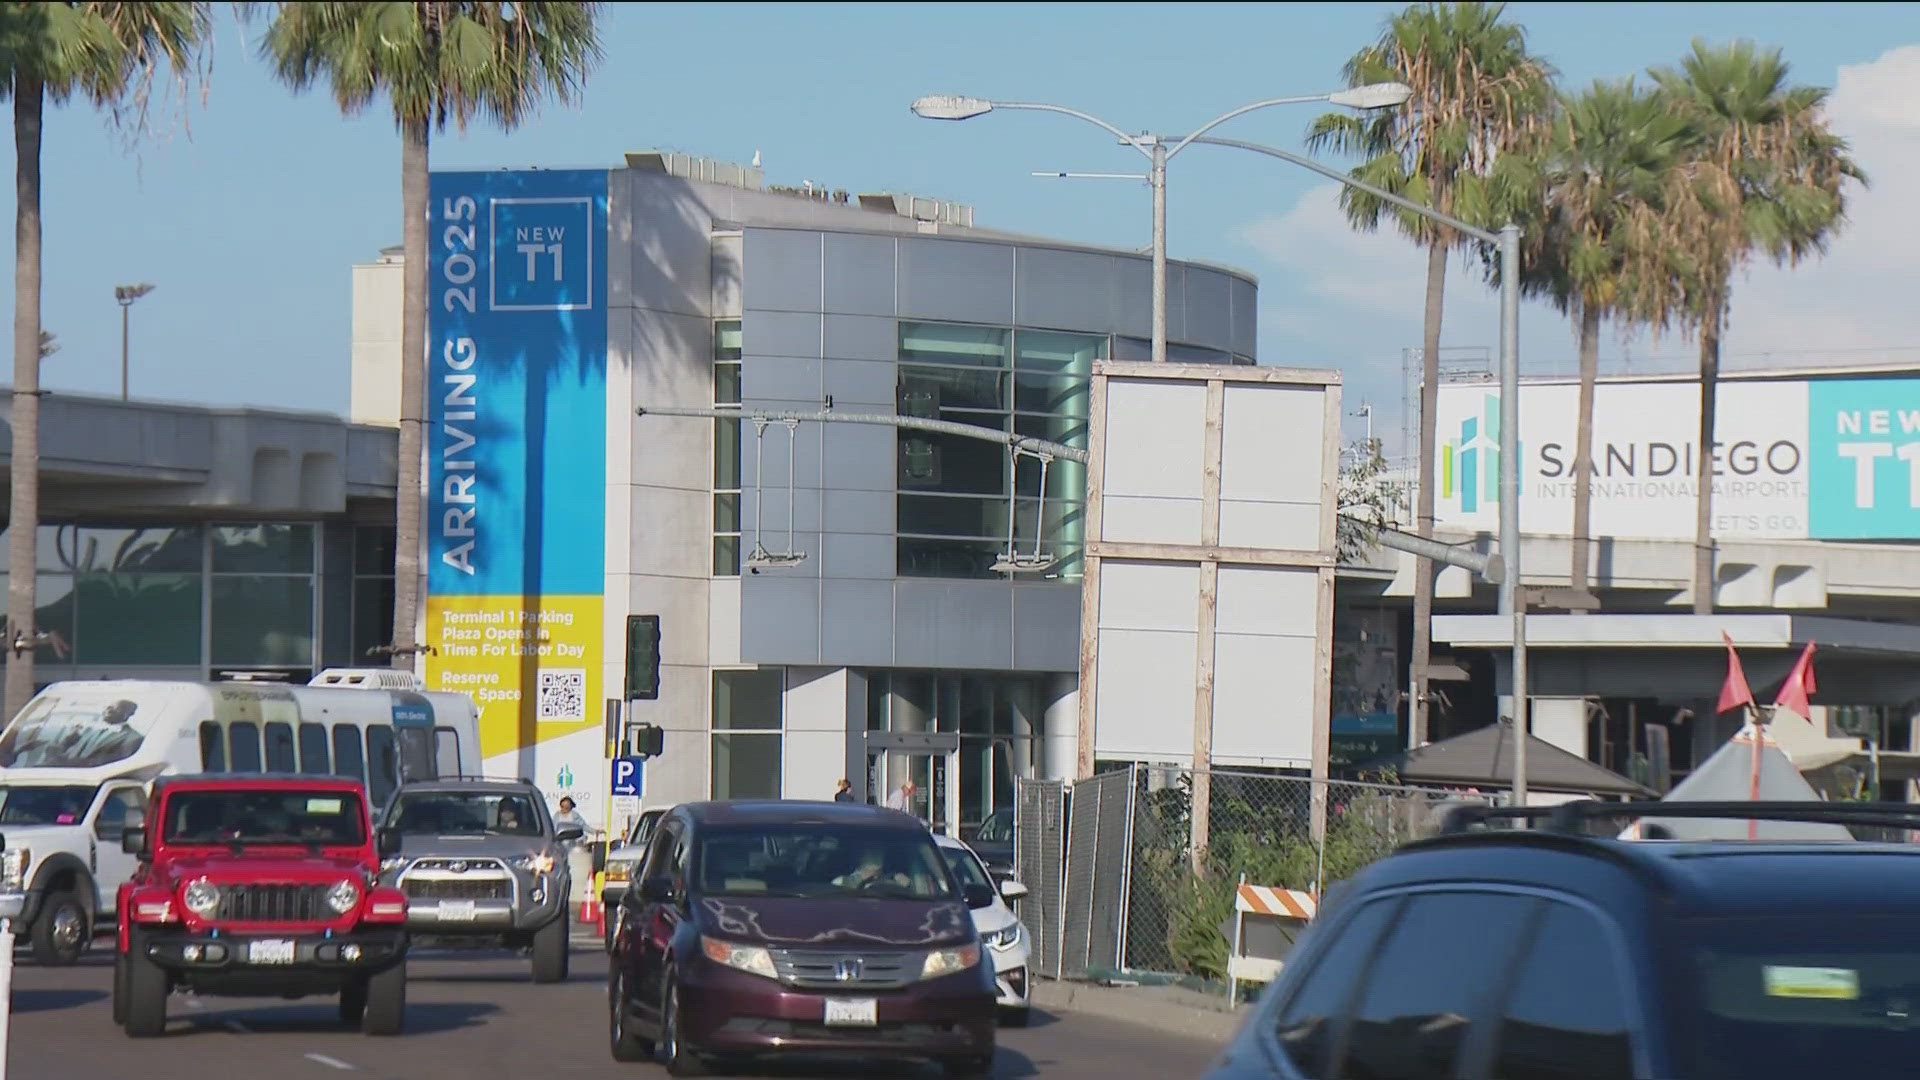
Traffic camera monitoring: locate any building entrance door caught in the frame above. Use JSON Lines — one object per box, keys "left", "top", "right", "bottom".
{"left": 864, "top": 730, "right": 961, "bottom": 834}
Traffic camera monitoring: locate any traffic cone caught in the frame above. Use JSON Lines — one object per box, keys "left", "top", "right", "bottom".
{"left": 578, "top": 871, "right": 604, "bottom": 933}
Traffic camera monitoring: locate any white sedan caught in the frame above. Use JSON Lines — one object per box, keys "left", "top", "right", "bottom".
{"left": 936, "top": 832, "right": 1032, "bottom": 1025}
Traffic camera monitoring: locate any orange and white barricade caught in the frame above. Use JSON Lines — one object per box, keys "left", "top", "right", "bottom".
{"left": 1226, "top": 882, "right": 1318, "bottom": 1006}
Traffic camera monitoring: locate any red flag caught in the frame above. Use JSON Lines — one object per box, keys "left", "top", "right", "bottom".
{"left": 1718, "top": 632, "right": 1756, "bottom": 715}
{"left": 1775, "top": 641, "right": 1818, "bottom": 718}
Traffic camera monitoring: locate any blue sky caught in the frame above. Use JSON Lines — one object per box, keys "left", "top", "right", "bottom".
{"left": 6, "top": 2, "right": 1918, "bottom": 456}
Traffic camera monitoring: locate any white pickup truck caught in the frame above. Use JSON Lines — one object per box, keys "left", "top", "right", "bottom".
{"left": 0, "top": 778, "right": 149, "bottom": 963}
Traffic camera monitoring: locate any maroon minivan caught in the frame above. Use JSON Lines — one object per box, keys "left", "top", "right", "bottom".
{"left": 607, "top": 801, "right": 999, "bottom": 1077}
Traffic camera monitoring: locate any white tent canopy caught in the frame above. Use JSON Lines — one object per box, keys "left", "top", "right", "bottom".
{"left": 1623, "top": 719, "right": 1853, "bottom": 841}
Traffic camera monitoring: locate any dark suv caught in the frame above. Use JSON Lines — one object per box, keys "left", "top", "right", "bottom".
{"left": 113, "top": 774, "right": 410, "bottom": 1037}
{"left": 608, "top": 801, "right": 999, "bottom": 1077}
{"left": 1205, "top": 800, "right": 1920, "bottom": 1080}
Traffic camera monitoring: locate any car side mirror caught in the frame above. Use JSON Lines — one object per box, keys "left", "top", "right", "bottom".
{"left": 962, "top": 883, "right": 995, "bottom": 910}
{"left": 998, "top": 880, "right": 1029, "bottom": 903}
{"left": 639, "top": 875, "right": 675, "bottom": 903}
{"left": 376, "top": 827, "right": 403, "bottom": 859}
{"left": 554, "top": 825, "right": 584, "bottom": 844}
{"left": 120, "top": 809, "right": 149, "bottom": 858}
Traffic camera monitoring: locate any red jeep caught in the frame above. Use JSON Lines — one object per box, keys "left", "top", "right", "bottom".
{"left": 112, "top": 774, "right": 411, "bottom": 1037}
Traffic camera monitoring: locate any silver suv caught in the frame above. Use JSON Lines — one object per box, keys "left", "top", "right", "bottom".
{"left": 375, "top": 778, "right": 580, "bottom": 983}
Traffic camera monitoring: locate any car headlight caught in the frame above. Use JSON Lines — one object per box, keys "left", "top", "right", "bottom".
{"left": 0, "top": 848, "right": 29, "bottom": 892}
{"left": 379, "top": 856, "right": 410, "bottom": 873}
{"left": 605, "top": 859, "right": 636, "bottom": 884}
{"left": 509, "top": 853, "right": 557, "bottom": 875}
{"left": 182, "top": 878, "right": 221, "bottom": 917}
{"left": 921, "top": 944, "right": 981, "bottom": 980}
{"left": 983, "top": 923, "right": 1023, "bottom": 952}
{"left": 327, "top": 879, "right": 362, "bottom": 914}
{"left": 701, "top": 936, "right": 779, "bottom": 980}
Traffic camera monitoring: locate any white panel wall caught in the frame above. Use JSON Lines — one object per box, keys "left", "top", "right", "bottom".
{"left": 1219, "top": 385, "right": 1325, "bottom": 550}
{"left": 1210, "top": 566, "right": 1321, "bottom": 767}
{"left": 783, "top": 667, "right": 852, "bottom": 799}
{"left": 1093, "top": 561, "right": 1199, "bottom": 762}
{"left": 1101, "top": 381, "right": 1206, "bottom": 545}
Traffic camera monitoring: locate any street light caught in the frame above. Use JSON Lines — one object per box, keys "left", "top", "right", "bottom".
{"left": 1177, "top": 133, "right": 1530, "bottom": 805}
{"left": 114, "top": 282, "right": 155, "bottom": 401}
{"left": 911, "top": 84, "right": 1411, "bottom": 365}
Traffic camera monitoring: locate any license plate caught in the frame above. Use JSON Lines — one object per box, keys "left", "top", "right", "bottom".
{"left": 438, "top": 900, "right": 477, "bottom": 921}
{"left": 823, "top": 998, "right": 878, "bottom": 1027}
{"left": 247, "top": 939, "right": 296, "bottom": 965}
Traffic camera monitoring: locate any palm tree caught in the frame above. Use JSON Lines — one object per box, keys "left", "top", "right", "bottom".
{"left": 1647, "top": 40, "right": 1862, "bottom": 614}
{"left": 1514, "top": 80, "right": 1697, "bottom": 595}
{"left": 262, "top": 2, "right": 602, "bottom": 667}
{"left": 0, "top": 2, "right": 209, "bottom": 719}
{"left": 1309, "top": 2, "right": 1553, "bottom": 745}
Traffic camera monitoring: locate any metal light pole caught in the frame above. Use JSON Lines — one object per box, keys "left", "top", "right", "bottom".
{"left": 1176, "top": 135, "right": 1530, "bottom": 800}
{"left": 114, "top": 282, "right": 155, "bottom": 401}
{"left": 912, "top": 84, "right": 1411, "bottom": 364}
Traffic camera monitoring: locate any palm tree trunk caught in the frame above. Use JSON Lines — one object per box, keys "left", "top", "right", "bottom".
{"left": 6, "top": 77, "right": 45, "bottom": 720}
{"left": 391, "top": 114, "right": 429, "bottom": 668}
{"left": 1410, "top": 240, "right": 1446, "bottom": 748}
{"left": 1691, "top": 303, "right": 1720, "bottom": 615}
{"left": 1570, "top": 303, "right": 1600, "bottom": 598}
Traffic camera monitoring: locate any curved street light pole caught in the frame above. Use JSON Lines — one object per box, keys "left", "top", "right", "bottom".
{"left": 1176, "top": 133, "right": 1530, "bottom": 802}
{"left": 913, "top": 87, "right": 1409, "bottom": 366}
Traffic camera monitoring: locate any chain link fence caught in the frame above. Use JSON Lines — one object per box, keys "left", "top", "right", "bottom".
{"left": 1015, "top": 767, "right": 1497, "bottom": 983}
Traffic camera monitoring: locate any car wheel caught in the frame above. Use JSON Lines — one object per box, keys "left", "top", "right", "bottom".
{"left": 339, "top": 977, "right": 368, "bottom": 1027}
{"left": 111, "top": 950, "right": 130, "bottom": 1026}
{"left": 1000, "top": 1005, "right": 1031, "bottom": 1028}
{"left": 943, "top": 1053, "right": 996, "bottom": 1078}
{"left": 659, "top": 968, "right": 708, "bottom": 1077}
{"left": 121, "top": 934, "right": 169, "bottom": 1038}
{"left": 531, "top": 908, "right": 569, "bottom": 983}
{"left": 31, "top": 890, "right": 89, "bottom": 966}
{"left": 361, "top": 961, "right": 406, "bottom": 1036}
{"left": 608, "top": 965, "right": 653, "bottom": 1061}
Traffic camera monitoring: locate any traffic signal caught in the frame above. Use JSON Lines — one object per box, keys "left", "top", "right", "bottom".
{"left": 625, "top": 614, "right": 661, "bottom": 700}
{"left": 629, "top": 723, "right": 665, "bottom": 759}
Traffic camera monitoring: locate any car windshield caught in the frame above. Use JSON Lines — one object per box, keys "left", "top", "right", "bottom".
{"left": 1674, "top": 915, "right": 1920, "bottom": 1077}
{"left": 976, "top": 810, "right": 1012, "bottom": 843}
{"left": 163, "top": 790, "right": 366, "bottom": 846}
{"left": 0, "top": 785, "right": 97, "bottom": 826}
{"left": 697, "top": 826, "right": 957, "bottom": 901}
{"left": 388, "top": 791, "right": 543, "bottom": 837}
{"left": 940, "top": 846, "right": 993, "bottom": 892}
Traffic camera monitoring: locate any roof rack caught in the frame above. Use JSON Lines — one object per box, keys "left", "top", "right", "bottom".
{"left": 1436, "top": 804, "right": 1564, "bottom": 835}
{"left": 1544, "top": 799, "right": 1920, "bottom": 836}
{"left": 414, "top": 774, "right": 537, "bottom": 786}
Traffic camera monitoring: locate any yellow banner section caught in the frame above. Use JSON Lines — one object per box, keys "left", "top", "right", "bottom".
{"left": 424, "top": 594, "right": 604, "bottom": 761}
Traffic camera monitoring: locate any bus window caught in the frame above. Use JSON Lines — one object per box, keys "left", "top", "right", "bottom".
{"left": 333, "top": 725, "right": 365, "bottom": 781}
{"left": 396, "top": 727, "right": 435, "bottom": 783}
{"left": 298, "top": 723, "right": 330, "bottom": 774}
{"left": 366, "top": 727, "right": 398, "bottom": 807}
{"left": 230, "top": 723, "right": 263, "bottom": 772}
{"left": 199, "top": 722, "right": 226, "bottom": 772}
{"left": 264, "top": 722, "right": 296, "bottom": 772}
{"left": 434, "top": 727, "right": 462, "bottom": 777}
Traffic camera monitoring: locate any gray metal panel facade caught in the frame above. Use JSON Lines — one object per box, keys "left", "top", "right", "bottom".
{"left": 736, "top": 224, "right": 1254, "bottom": 673}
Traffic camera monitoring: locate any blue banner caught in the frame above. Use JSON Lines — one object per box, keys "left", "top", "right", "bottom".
{"left": 427, "top": 169, "right": 608, "bottom": 597}
{"left": 1808, "top": 378, "right": 1920, "bottom": 539}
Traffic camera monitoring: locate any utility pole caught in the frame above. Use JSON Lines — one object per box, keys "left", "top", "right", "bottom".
{"left": 114, "top": 283, "right": 155, "bottom": 401}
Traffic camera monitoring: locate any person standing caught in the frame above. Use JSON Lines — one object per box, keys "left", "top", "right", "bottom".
{"left": 554, "top": 796, "right": 590, "bottom": 836}
{"left": 833, "top": 779, "right": 856, "bottom": 803}
{"left": 885, "top": 779, "right": 917, "bottom": 816}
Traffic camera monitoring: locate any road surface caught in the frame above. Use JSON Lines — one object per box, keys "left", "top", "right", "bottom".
{"left": 9, "top": 945, "right": 1225, "bottom": 1079}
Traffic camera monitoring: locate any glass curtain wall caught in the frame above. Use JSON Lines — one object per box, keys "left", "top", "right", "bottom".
{"left": 0, "top": 522, "right": 335, "bottom": 684}
{"left": 896, "top": 323, "right": 1102, "bottom": 581}
{"left": 712, "top": 668, "right": 782, "bottom": 798}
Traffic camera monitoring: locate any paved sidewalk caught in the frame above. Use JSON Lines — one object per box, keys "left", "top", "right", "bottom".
{"left": 1031, "top": 977, "right": 1251, "bottom": 1043}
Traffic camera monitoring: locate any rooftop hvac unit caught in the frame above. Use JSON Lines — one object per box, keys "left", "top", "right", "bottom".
{"left": 309, "top": 667, "right": 425, "bottom": 690}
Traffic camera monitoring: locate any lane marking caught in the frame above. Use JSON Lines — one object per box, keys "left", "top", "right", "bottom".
{"left": 304, "top": 1053, "right": 355, "bottom": 1071}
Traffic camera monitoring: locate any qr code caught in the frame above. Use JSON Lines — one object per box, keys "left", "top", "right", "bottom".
{"left": 536, "top": 669, "right": 587, "bottom": 722}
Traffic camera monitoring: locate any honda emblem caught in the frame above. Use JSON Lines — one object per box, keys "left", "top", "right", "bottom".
{"left": 834, "top": 958, "right": 862, "bottom": 982}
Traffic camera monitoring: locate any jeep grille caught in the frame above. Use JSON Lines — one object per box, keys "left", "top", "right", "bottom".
{"left": 404, "top": 878, "right": 510, "bottom": 901}
{"left": 216, "top": 883, "right": 329, "bottom": 923}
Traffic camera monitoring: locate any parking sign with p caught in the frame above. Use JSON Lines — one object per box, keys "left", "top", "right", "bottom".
{"left": 611, "top": 757, "right": 645, "bottom": 798}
